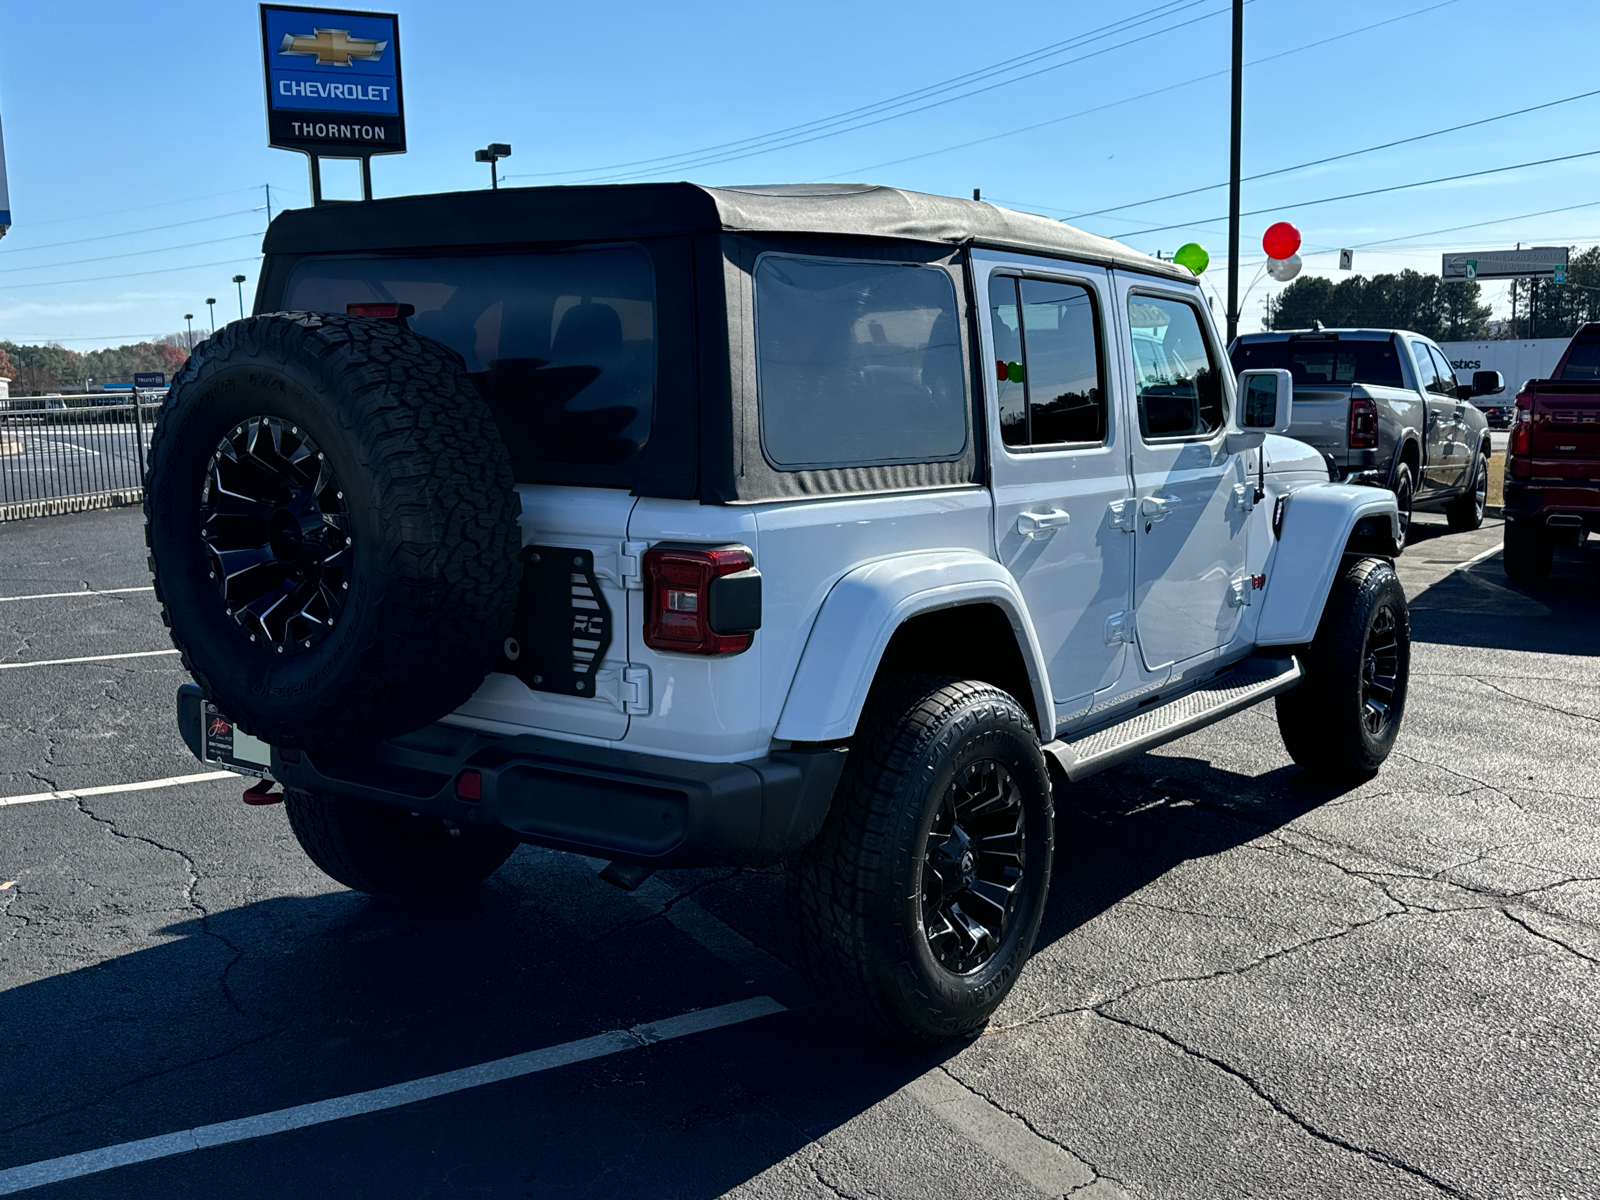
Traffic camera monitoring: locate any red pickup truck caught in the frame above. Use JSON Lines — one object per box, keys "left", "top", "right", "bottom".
{"left": 1503, "top": 323, "right": 1600, "bottom": 580}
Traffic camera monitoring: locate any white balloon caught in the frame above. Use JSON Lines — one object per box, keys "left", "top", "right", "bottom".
{"left": 1266, "top": 253, "right": 1302, "bottom": 282}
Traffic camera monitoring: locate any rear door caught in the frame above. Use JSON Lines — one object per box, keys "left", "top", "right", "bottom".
{"left": 977, "top": 253, "right": 1133, "bottom": 718}
{"left": 1115, "top": 277, "right": 1251, "bottom": 671}
{"left": 1410, "top": 338, "right": 1461, "bottom": 493}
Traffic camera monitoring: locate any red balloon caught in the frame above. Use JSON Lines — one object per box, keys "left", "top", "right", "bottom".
{"left": 1263, "top": 221, "right": 1301, "bottom": 260}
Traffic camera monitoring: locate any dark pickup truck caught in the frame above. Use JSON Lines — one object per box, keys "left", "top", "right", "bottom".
{"left": 1503, "top": 322, "right": 1600, "bottom": 580}
{"left": 1232, "top": 327, "right": 1500, "bottom": 550}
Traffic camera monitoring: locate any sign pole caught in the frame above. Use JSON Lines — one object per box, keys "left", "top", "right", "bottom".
{"left": 1225, "top": 0, "right": 1243, "bottom": 345}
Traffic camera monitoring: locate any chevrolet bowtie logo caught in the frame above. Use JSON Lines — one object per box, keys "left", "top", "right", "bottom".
{"left": 278, "top": 28, "right": 387, "bottom": 66}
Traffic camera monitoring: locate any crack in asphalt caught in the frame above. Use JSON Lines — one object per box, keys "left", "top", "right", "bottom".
{"left": 808, "top": 1163, "right": 862, "bottom": 1200}
{"left": 1094, "top": 1010, "right": 1476, "bottom": 1199}
{"left": 1500, "top": 908, "right": 1600, "bottom": 967}
{"left": 72, "top": 795, "right": 249, "bottom": 1018}
{"left": 1464, "top": 677, "right": 1600, "bottom": 725}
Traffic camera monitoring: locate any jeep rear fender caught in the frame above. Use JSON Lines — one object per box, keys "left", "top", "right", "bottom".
{"left": 1256, "top": 483, "right": 1401, "bottom": 646}
{"left": 774, "top": 550, "right": 1053, "bottom": 743}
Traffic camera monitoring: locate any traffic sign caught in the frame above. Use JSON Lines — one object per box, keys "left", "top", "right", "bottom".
{"left": 260, "top": 5, "right": 404, "bottom": 157}
{"left": 1464, "top": 260, "right": 1477, "bottom": 282}
{"left": 1554, "top": 267, "right": 1567, "bottom": 285}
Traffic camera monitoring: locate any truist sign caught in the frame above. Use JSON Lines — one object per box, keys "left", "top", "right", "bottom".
{"left": 261, "top": 4, "right": 405, "bottom": 156}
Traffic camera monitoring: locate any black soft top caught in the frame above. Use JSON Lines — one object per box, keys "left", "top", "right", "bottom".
{"left": 262, "top": 181, "right": 1188, "bottom": 279}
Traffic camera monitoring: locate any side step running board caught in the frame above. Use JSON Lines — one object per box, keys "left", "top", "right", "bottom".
{"left": 1043, "top": 656, "right": 1302, "bottom": 783}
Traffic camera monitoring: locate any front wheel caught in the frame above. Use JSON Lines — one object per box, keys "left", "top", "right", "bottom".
{"left": 1276, "top": 557, "right": 1410, "bottom": 781}
{"left": 283, "top": 789, "right": 518, "bottom": 903}
{"left": 1445, "top": 449, "right": 1489, "bottom": 532}
{"left": 788, "top": 677, "right": 1054, "bottom": 1043}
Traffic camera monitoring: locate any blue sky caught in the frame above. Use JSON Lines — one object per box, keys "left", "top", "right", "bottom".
{"left": 2, "top": 0, "right": 1597, "bottom": 351}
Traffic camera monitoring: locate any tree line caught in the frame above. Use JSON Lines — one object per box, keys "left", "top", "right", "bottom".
{"left": 0, "top": 336, "right": 195, "bottom": 396}
{"left": 1263, "top": 247, "right": 1600, "bottom": 341}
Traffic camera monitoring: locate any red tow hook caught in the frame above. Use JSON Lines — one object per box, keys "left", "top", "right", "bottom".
{"left": 242, "top": 778, "right": 283, "bottom": 806}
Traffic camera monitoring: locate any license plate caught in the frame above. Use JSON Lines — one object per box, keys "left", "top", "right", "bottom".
{"left": 201, "top": 702, "right": 272, "bottom": 778}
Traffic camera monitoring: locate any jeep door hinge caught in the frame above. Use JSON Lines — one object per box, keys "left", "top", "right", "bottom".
{"left": 619, "top": 540, "right": 648, "bottom": 590}
{"left": 1232, "top": 483, "right": 1255, "bottom": 512}
{"left": 1227, "top": 577, "right": 1253, "bottom": 608}
{"left": 621, "top": 665, "right": 652, "bottom": 715}
{"left": 1105, "top": 611, "right": 1134, "bottom": 645}
{"left": 1108, "top": 498, "right": 1137, "bottom": 533}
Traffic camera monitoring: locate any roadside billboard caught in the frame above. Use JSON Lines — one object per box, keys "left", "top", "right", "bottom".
{"left": 260, "top": 5, "right": 404, "bottom": 158}
{"left": 1442, "top": 247, "right": 1568, "bottom": 281}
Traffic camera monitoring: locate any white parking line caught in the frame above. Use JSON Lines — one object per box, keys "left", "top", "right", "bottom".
{"left": 0, "top": 649, "right": 179, "bottom": 671}
{"left": 0, "top": 771, "right": 235, "bottom": 809}
{"left": 0, "top": 586, "right": 154, "bottom": 603}
{"left": 0, "top": 996, "right": 786, "bottom": 1195}
{"left": 1455, "top": 543, "right": 1503, "bottom": 572}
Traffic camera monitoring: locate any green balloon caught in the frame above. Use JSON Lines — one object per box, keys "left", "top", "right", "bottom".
{"left": 1173, "top": 242, "right": 1210, "bottom": 275}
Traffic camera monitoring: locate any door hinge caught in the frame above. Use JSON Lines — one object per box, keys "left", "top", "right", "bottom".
{"left": 619, "top": 540, "right": 648, "bottom": 590}
{"left": 1227, "top": 577, "right": 1252, "bottom": 608}
{"left": 1232, "top": 483, "right": 1255, "bottom": 512}
{"left": 621, "top": 665, "right": 652, "bottom": 715}
{"left": 1108, "top": 498, "right": 1137, "bottom": 532}
{"left": 1105, "top": 611, "right": 1134, "bottom": 645}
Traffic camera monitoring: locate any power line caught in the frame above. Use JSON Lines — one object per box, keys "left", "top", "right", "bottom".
{"left": 13, "top": 187, "right": 265, "bottom": 230}
{"left": 0, "top": 232, "right": 264, "bottom": 276}
{"left": 1064, "top": 86, "right": 1600, "bottom": 221}
{"left": 506, "top": 0, "right": 1217, "bottom": 182}
{"left": 1111, "top": 148, "right": 1600, "bottom": 239}
{"left": 0, "top": 208, "right": 265, "bottom": 256}
{"left": 0, "top": 255, "right": 263, "bottom": 291}
{"left": 818, "top": 0, "right": 1459, "bottom": 183}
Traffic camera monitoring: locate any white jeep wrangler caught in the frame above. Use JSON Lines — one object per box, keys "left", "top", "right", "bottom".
{"left": 147, "top": 184, "right": 1407, "bottom": 1043}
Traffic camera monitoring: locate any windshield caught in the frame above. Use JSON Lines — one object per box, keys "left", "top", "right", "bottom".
{"left": 1558, "top": 339, "right": 1600, "bottom": 381}
{"left": 1231, "top": 338, "right": 1405, "bottom": 389}
{"left": 282, "top": 247, "right": 656, "bottom": 466}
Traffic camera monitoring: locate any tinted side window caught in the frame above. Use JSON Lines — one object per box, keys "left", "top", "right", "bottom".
{"left": 988, "top": 275, "right": 1106, "bottom": 447}
{"left": 1410, "top": 341, "right": 1444, "bottom": 393}
{"left": 1128, "top": 295, "right": 1223, "bottom": 439}
{"left": 1429, "top": 346, "right": 1460, "bottom": 394}
{"left": 753, "top": 256, "right": 967, "bottom": 469}
{"left": 282, "top": 247, "right": 655, "bottom": 466}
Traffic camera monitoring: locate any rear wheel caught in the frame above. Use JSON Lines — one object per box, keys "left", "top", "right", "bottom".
{"left": 1445, "top": 448, "right": 1489, "bottom": 532}
{"left": 1276, "top": 557, "right": 1410, "bottom": 781}
{"left": 788, "top": 677, "right": 1053, "bottom": 1043}
{"left": 1390, "top": 462, "right": 1416, "bottom": 552}
{"left": 283, "top": 788, "right": 518, "bottom": 903}
{"left": 1503, "top": 518, "right": 1554, "bottom": 582}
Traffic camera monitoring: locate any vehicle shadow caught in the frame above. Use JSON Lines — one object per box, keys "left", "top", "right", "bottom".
{"left": 0, "top": 754, "right": 1351, "bottom": 1199}
{"left": 1407, "top": 539, "right": 1600, "bottom": 656}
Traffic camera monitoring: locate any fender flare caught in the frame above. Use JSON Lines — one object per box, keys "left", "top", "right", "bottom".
{"left": 773, "top": 550, "right": 1054, "bottom": 743}
{"left": 1256, "top": 483, "right": 1401, "bottom": 646}
{"left": 1388, "top": 433, "right": 1422, "bottom": 487}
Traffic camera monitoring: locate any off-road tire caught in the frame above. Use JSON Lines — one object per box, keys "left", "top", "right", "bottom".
{"left": 788, "top": 677, "right": 1054, "bottom": 1044}
{"left": 283, "top": 788, "right": 518, "bottom": 902}
{"left": 1445, "top": 448, "right": 1489, "bottom": 532}
{"left": 1276, "top": 557, "right": 1410, "bottom": 781}
{"left": 1502, "top": 518, "right": 1554, "bottom": 582}
{"left": 1390, "top": 462, "right": 1416, "bottom": 553}
{"left": 145, "top": 313, "right": 521, "bottom": 749}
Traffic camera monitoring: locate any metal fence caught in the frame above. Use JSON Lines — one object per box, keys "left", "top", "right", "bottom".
{"left": 0, "top": 390, "right": 166, "bottom": 521}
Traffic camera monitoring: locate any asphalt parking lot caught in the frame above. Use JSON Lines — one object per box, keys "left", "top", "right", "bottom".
{"left": 1, "top": 506, "right": 1597, "bottom": 1200}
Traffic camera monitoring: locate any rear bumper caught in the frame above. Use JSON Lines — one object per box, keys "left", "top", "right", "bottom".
{"left": 177, "top": 683, "right": 846, "bottom": 867}
{"left": 1502, "top": 482, "right": 1600, "bottom": 528}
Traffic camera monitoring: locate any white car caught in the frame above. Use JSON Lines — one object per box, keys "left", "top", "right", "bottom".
{"left": 147, "top": 184, "right": 1407, "bottom": 1043}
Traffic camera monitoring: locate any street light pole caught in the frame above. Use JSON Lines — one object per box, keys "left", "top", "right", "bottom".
{"left": 233, "top": 275, "right": 248, "bottom": 320}
{"left": 1225, "top": 0, "right": 1243, "bottom": 345}
{"left": 474, "top": 143, "right": 511, "bottom": 189}
{"left": 206, "top": 298, "right": 216, "bottom": 337}
{"left": 184, "top": 314, "right": 194, "bottom": 354}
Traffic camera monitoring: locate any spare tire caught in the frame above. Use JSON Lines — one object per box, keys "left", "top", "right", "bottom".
{"left": 145, "top": 312, "right": 522, "bottom": 750}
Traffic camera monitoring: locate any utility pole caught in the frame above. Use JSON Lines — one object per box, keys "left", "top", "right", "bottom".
{"left": 1225, "top": 0, "right": 1244, "bottom": 345}
{"left": 264, "top": 183, "right": 274, "bottom": 224}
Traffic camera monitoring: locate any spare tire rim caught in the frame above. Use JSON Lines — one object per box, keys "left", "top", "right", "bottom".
{"left": 1360, "top": 605, "right": 1401, "bottom": 736}
{"left": 199, "top": 416, "right": 352, "bottom": 655}
{"left": 922, "top": 759, "right": 1026, "bottom": 975}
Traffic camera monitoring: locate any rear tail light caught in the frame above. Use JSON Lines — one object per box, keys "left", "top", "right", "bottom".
{"left": 1349, "top": 397, "right": 1378, "bottom": 449}
{"left": 643, "top": 545, "right": 761, "bottom": 656}
{"left": 1509, "top": 392, "right": 1534, "bottom": 456}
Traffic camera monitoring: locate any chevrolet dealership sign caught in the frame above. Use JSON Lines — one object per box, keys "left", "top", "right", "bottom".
{"left": 260, "top": 4, "right": 405, "bottom": 156}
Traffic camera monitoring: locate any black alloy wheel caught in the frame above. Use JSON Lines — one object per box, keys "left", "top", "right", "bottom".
{"left": 1391, "top": 463, "right": 1415, "bottom": 552}
{"left": 1359, "top": 604, "right": 1402, "bottom": 738}
{"left": 200, "top": 416, "right": 352, "bottom": 655}
{"left": 922, "top": 759, "right": 1026, "bottom": 975}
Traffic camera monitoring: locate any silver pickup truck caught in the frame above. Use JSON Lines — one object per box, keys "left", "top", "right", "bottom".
{"left": 1231, "top": 326, "right": 1500, "bottom": 548}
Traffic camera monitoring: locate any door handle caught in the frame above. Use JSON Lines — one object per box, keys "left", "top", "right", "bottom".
{"left": 1017, "top": 508, "right": 1072, "bottom": 538}
{"left": 1140, "top": 494, "right": 1180, "bottom": 522}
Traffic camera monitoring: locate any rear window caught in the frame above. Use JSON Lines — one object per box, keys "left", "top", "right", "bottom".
{"left": 1231, "top": 339, "right": 1404, "bottom": 389}
{"left": 282, "top": 247, "right": 655, "bottom": 465}
{"left": 1558, "top": 340, "right": 1600, "bottom": 380}
{"left": 752, "top": 255, "right": 967, "bottom": 469}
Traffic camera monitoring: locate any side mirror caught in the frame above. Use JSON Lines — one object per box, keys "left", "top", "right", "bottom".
{"left": 1225, "top": 368, "right": 1292, "bottom": 453}
{"left": 1472, "top": 369, "right": 1505, "bottom": 397}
